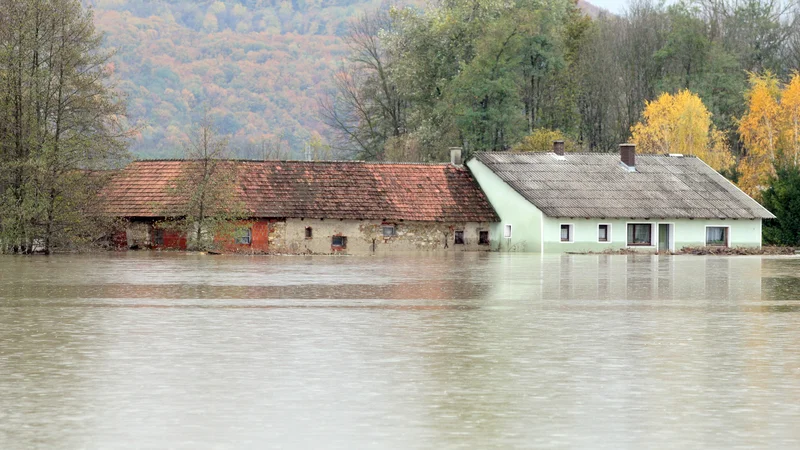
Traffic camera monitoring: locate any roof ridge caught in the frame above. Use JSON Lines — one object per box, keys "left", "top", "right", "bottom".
{"left": 133, "top": 158, "right": 454, "bottom": 166}
{"left": 472, "top": 151, "right": 698, "bottom": 158}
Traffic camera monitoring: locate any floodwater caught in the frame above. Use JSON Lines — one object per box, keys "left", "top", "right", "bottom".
{"left": 1, "top": 253, "right": 800, "bottom": 449}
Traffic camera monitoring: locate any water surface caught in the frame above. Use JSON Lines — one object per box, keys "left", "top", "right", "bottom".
{"left": 1, "top": 253, "right": 800, "bottom": 449}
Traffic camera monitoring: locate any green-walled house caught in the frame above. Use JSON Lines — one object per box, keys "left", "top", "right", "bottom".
{"left": 465, "top": 143, "right": 775, "bottom": 253}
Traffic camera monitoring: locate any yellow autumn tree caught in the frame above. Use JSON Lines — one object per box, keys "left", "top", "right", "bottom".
{"left": 781, "top": 73, "right": 800, "bottom": 168}
{"left": 512, "top": 128, "right": 579, "bottom": 153}
{"left": 738, "top": 72, "right": 782, "bottom": 198}
{"left": 631, "top": 90, "right": 733, "bottom": 172}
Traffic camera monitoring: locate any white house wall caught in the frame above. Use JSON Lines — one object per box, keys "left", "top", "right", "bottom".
{"left": 468, "top": 157, "right": 764, "bottom": 253}
{"left": 466, "top": 159, "right": 543, "bottom": 252}
{"left": 541, "top": 217, "right": 762, "bottom": 253}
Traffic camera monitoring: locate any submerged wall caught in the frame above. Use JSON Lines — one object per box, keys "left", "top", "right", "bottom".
{"left": 268, "top": 219, "right": 492, "bottom": 254}
{"left": 467, "top": 158, "right": 763, "bottom": 253}
{"left": 541, "top": 217, "right": 762, "bottom": 253}
{"left": 125, "top": 221, "right": 186, "bottom": 250}
{"left": 120, "top": 218, "right": 493, "bottom": 254}
{"left": 466, "top": 159, "right": 543, "bottom": 252}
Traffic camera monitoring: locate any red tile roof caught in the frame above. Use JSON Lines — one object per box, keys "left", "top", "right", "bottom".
{"left": 102, "top": 160, "right": 498, "bottom": 222}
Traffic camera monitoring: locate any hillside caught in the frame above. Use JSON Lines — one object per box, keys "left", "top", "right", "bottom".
{"left": 87, "top": 0, "right": 601, "bottom": 158}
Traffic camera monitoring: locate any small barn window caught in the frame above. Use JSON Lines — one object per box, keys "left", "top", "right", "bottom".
{"left": 504, "top": 224, "right": 512, "bottom": 238}
{"left": 627, "top": 224, "right": 652, "bottom": 246}
{"left": 382, "top": 225, "right": 396, "bottom": 237}
{"left": 560, "top": 224, "right": 573, "bottom": 242}
{"left": 454, "top": 230, "right": 465, "bottom": 245}
{"left": 598, "top": 224, "right": 610, "bottom": 242}
{"left": 479, "top": 231, "right": 489, "bottom": 245}
{"left": 305, "top": 227, "right": 313, "bottom": 239}
{"left": 235, "top": 228, "right": 252, "bottom": 245}
{"left": 332, "top": 235, "right": 347, "bottom": 248}
{"left": 706, "top": 227, "right": 729, "bottom": 247}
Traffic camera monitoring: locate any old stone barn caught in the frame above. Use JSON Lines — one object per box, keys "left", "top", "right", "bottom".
{"left": 102, "top": 160, "right": 499, "bottom": 254}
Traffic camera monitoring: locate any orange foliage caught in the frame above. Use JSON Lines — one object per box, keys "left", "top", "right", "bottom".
{"left": 738, "top": 72, "right": 800, "bottom": 199}
{"left": 87, "top": 0, "right": 386, "bottom": 158}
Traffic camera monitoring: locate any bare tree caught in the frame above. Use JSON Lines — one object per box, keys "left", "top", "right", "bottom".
{"left": 319, "top": 11, "right": 405, "bottom": 160}
{"left": 784, "top": 7, "right": 800, "bottom": 71}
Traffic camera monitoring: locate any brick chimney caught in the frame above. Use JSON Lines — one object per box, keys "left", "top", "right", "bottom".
{"left": 620, "top": 144, "right": 636, "bottom": 171}
{"left": 450, "top": 147, "right": 463, "bottom": 166}
{"left": 553, "top": 140, "right": 565, "bottom": 156}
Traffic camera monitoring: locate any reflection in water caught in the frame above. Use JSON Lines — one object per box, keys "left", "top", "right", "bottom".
{"left": 1, "top": 253, "right": 800, "bottom": 448}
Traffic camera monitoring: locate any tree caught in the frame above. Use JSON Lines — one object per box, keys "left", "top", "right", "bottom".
{"left": 761, "top": 163, "right": 800, "bottom": 245}
{"left": 0, "top": 0, "right": 128, "bottom": 254}
{"left": 446, "top": 18, "right": 525, "bottom": 153}
{"left": 161, "top": 118, "right": 247, "bottom": 251}
{"left": 319, "top": 11, "right": 403, "bottom": 160}
{"left": 738, "top": 71, "right": 785, "bottom": 198}
{"left": 322, "top": 0, "right": 578, "bottom": 160}
{"left": 780, "top": 72, "right": 800, "bottom": 167}
{"left": 631, "top": 90, "right": 734, "bottom": 170}
{"left": 316, "top": 0, "right": 800, "bottom": 162}
{"left": 512, "top": 128, "right": 578, "bottom": 153}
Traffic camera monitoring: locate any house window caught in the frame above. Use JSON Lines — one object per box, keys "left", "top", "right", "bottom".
{"left": 706, "top": 226, "right": 729, "bottom": 247}
{"left": 153, "top": 229, "right": 164, "bottom": 246}
{"left": 627, "top": 223, "right": 652, "bottom": 246}
{"left": 479, "top": 231, "right": 489, "bottom": 245}
{"left": 332, "top": 235, "right": 347, "bottom": 248}
{"left": 560, "top": 224, "right": 573, "bottom": 242}
{"left": 598, "top": 224, "right": 610, "bottom": 242}
{"left": 305, "top": 227, "right": 313, "bottom": 239}
{"left": 504, "top": 224, "right": 512, "bottom": 238}
{"left": 235, "top": 228, "right": 252, "bottom": 245}
{"left": 382, "top": 225, "right": 396, "bottom": 237}
{"left": 454, "top": 230, "right": 465, "bottom": 245}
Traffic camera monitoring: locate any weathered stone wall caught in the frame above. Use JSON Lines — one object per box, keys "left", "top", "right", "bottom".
{"left": 121, "top": 218, "right": 494, "bottom": 254}
{"left": 273, "top": 219, "right": 492, "bottom": 254}
{"left": 126, "top": 222, "right": 151, "bottom": 248}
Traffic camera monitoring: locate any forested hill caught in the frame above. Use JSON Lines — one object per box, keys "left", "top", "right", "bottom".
{"left": 86, "top": 0, "right": 602, "bottom": 159}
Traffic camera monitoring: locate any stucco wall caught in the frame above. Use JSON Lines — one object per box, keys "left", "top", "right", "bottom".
{"left": 268, "top": 218, "right": 491, "bottom": 254}
{"left": 467, "top": 158, "right": 764, "bottom": 253}
{"left": 466, "top": 159, "right": 543, "bottom": 252}
{"left": 541, "top": 217, "right": 763, "bottom": 253}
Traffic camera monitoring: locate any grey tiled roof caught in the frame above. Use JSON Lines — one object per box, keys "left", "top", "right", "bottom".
{"left": 473, "top": 152, "right": 775, "bottom": 219}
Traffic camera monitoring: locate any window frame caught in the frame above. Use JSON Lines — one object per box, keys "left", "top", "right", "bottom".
{"left": 235, "top": 228, "right": 252, "bottom": 245}
{"left": 478, "top": 230, "right": 490, "bottom": 245}
{"left": 560, "top": 223, "right": 574, "bottom": 243}
{"left": 382, "top": 224, "right": 397, "bottom": 238}
{"left": 626, "top": 223, "right": 653, "bottom": 247}
{"left": 705, "top": 225, "right": 730, "bottom": 247}
{"left": 597, "top": 223, "right": 611, "bottom": 243}
{"left": 305, "top": 227, "right": 313, "bottom": 239}
{"left": 454, "top": 230, "right": 465, "bottom": 245}
{"left": 503, "top": 224, "right": 512, "bottom": 239}
{"left": 332, "top": 235, "right": 347, "bottom": 249}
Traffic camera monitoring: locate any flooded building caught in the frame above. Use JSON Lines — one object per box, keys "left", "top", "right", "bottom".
{"left": 467, "top": 143, "right": 775, "bottom": 253}
{"left": 102, "top": 159, "right": 498, "bottom": 254}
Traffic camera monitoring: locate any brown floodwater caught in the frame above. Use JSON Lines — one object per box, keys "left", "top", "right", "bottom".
{"left": 1, "top": 253, "right": 800, "bottom": 448}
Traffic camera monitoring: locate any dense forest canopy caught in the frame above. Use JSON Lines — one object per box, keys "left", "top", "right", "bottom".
{"left": 84, "top": 0, "right": 604, "bottom": 159}
{"left": 81, "top": 0, "right": 800, "bottom": 160}
{"left": 85, "top": 0, "right": 392, "bottom": 158}
{"left": 323, "top": 0, "right": 800, "bottom": 161}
